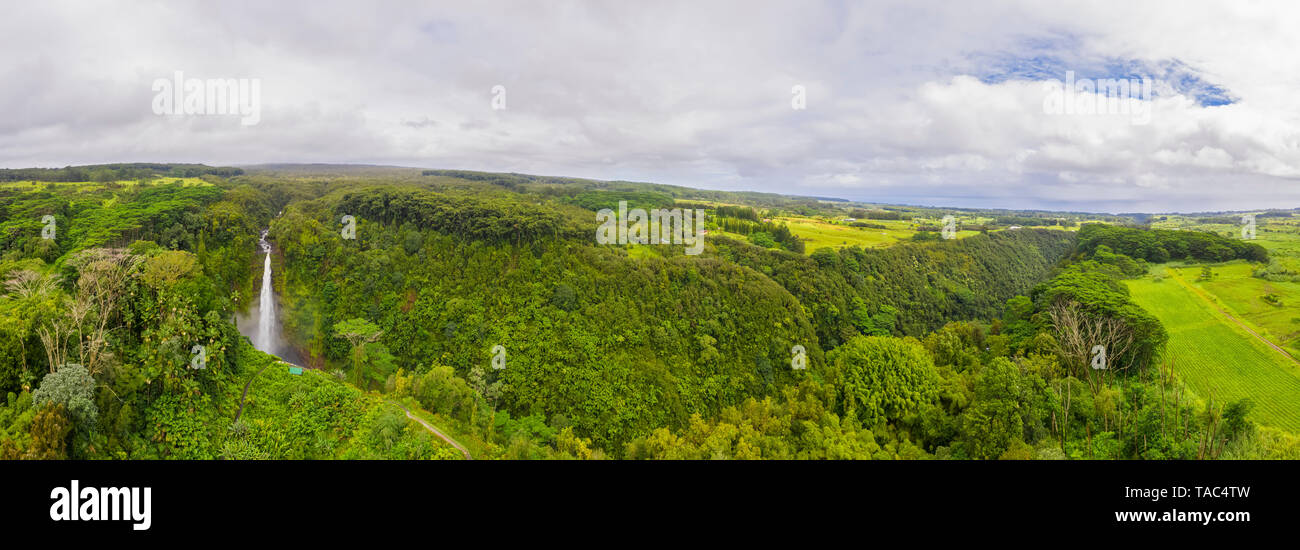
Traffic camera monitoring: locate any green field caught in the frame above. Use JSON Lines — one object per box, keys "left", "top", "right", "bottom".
{"left": 1150, "top": 214, "right": 1300, "bottom": 355}
{"left": 745, "top": 215, "right": 992, "bottom": 253}
{"left": 1194, "top": 263, "right": 1300, "bottom": 356}
{"left": 781, "top": 216, "right": 920, "bottom": 250}
{"left": 1127, "top": 268, "right": 1300, "bottom": 432}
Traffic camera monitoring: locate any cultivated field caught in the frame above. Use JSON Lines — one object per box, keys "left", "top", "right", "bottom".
{"left": 780, "top": 216, "right": 919, "bottom": 250}
{"left": 1127, "top": 266, "right": 1300, "bottom": 432}
{"left": 1195, "top": 263, "right": 1300, "bottom": 357}
{"left": 772, "top": 215, "right": 993, "bottom": 252}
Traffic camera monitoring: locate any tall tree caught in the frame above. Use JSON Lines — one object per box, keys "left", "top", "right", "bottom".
{"left": 334, "top": 318, "right": 383, "bottom": 386}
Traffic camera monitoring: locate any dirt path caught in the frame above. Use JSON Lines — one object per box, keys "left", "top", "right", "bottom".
{"left": 232, "top": 359, "right": 472, "bottom": 459}
{"left": 233, "top": 362, "right": 275, "bottom": 423}
{"left": 1168, "top": 268, "right": 1300, "bottom": 367}
{"left": 388, "top": 400, "right": 473, "bottom": 460}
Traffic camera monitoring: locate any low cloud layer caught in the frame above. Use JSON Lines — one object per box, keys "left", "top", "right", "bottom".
{"left": 3, "top": 0, "right": 1298, "bottom": 212}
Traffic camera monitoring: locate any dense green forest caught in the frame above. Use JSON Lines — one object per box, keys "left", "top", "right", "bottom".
{"left": 0, "top": 164, "right": 244, "bottom": 183}
{"left": 1076, "top": 222, "right": 1268, "bottom": 263}
{"left": 1, "top": 165, "right": 1296, "bottom": 460}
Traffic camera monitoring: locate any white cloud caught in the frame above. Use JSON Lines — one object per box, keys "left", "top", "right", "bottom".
{"left": 1, "top": 0, "right": 1299, "bottom": 212}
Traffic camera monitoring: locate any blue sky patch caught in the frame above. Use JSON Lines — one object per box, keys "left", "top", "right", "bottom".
{"left": 970, "top": 36, "right": 1236, "bottom": 107}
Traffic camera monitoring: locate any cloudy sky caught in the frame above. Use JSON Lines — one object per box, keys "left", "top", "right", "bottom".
{"left": 3, "top": 0, "right": 1299, "bottom": 212}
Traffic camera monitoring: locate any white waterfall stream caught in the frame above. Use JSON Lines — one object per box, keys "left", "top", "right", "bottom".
{"left": 255, "top": 229, "right": 275, "bottom": 353}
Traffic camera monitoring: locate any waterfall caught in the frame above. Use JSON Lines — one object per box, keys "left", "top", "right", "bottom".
{"left": 255, "top": 229, "right": 275, "bottom": 353}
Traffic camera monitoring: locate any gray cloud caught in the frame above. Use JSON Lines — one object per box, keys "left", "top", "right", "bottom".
{"left": 2, "top": 0, "right": 1299, "bottom": 212}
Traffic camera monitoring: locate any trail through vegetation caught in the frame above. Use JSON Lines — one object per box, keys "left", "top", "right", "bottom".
{"left": 389, "top": 400, "right": 472, "bottom": 460}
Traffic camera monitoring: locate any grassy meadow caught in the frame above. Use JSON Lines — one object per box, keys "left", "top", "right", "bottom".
{"left": 1124, "top": 213, "right": 1300, "bottom": 432}
{"left": 1127, "top": 266, "right": 1300, "bottom": 432}
{"left": 742, "top": 215, "right": 996, "bottom": 254}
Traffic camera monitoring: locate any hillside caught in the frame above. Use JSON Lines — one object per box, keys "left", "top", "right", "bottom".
{"left": 0, "top": 165, "right": 1294, "bottom": 461}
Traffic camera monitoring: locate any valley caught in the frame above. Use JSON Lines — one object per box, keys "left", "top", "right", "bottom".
{"left": 0, "top": 163, "right": 1295, "bottom": 460}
